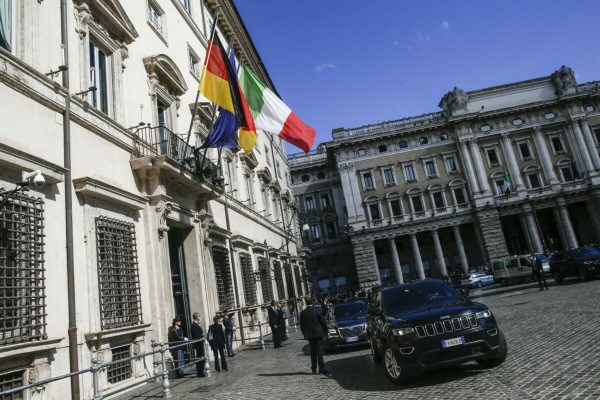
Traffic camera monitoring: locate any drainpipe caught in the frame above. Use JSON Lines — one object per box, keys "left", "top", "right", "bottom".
{"left": 60, "top": 1, "right": 80, "bottom": 398}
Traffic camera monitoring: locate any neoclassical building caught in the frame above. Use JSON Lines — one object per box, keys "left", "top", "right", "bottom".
{"left": 0, "top": 0, "right": 307, "bottom": 398}
{"left": 291, "top": 66, "right": 600, "bottom": 290}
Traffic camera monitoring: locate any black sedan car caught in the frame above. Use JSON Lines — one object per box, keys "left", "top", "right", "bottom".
{"left": 550, "top": 246, "right": 600, "bottom": 283}
{"left": 368, "top": 279, "right": 507, "bottom": 384}
{"left": 325, "top": 301, "right": 369, "bottom": 351}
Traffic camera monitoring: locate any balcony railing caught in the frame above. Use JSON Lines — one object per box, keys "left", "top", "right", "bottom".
{"left": 132, "top": 124, "right": 223, "bottom": 188}
{"left": 527, "top": 186, "right": 553, "bottom": 197}
{"left": 494, "top": 192, "right": 520, "bottom": 203}
{"left": 561, "top": 179, "right": 586, "bottom": 191}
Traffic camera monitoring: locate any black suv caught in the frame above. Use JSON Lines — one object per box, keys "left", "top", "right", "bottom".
{"left": 325, "top": 300, "right": 369, "bottom": 351}
{"left": 367, "top": 279, "right": 507, "bottom": 384}
{"left": 550, "top": 246, "right": 600, "bottom": 283}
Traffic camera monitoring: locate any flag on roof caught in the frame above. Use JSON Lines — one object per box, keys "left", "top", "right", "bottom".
{"left": 239, "top": 64, "right": 316, "bottom": 153}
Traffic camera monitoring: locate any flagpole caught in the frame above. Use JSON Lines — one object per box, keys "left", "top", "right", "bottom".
{"left": 185, "top": 10, "right": 220, "bottom": 147}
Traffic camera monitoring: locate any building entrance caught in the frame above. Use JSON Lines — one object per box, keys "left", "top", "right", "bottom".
{"left": 168, "top": 227, "right": 192, "bottom": 337}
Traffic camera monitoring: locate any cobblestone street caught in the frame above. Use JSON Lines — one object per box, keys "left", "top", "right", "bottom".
{"left": 121, "top": 279, "right": 600, "bottom": 400}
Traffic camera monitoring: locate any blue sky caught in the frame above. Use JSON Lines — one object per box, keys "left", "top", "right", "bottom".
{"left": 234, "top": 0, "right": 600, "bottom": 155}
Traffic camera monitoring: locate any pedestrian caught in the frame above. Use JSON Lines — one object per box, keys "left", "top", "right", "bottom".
{"left": 207, "top": 316, "right": 228, "bottom": 372}
{"left": 533, "top": 254, "right": 549, "bottom": 291}
{"left": 300, "top": 297, "right": 329, "bottom": 375}
{"left": 277, "top": 302, "right": 288, "bottom": 341}
{"left": 190, "top": 312, "right": 206, "bottom": 377}
{"left": 222, "top": 309, "right": 235, "bottom": 357}
{"left": 268, "top": 300, "right": 282, "bottom": 348}
{"left": 318, "top": 297, "right": 329, "bottom": 318}
{"left": 167, "top": 317, "right": 186, "bottom": 378}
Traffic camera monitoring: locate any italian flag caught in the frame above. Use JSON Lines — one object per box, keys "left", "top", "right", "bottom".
{"left": 502, "top": 172, "right": 511, "bottom": 194}
{"left": 239, "top": 64, "right": 316, "bottom": 153}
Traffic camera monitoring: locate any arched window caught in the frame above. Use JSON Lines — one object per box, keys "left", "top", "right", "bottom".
{"left": 385, "top": 192, "right": 403, "bottom": 221}
{"left": 364, "top": 196, "right": 382, "bottom": 223}
{"left": 427, "top": 184, "right": 447, "bottom": 211}
{"left": 491, "top": 172, "right": 508, "bottom": 195}
{"left": 449, "top": 179, "right": 469, "bottom": 208}
{"left": 556, "top": 159, "right": 576, "bottom": 182}
{"left": 406, "top": 188, "right": 425, "bottom": 216}
{"left": 523, "top": 166, "right": 543, "bottom": 189}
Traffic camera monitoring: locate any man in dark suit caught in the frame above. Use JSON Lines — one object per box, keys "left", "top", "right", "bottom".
{"left": 268, "top": 300, "right": 282, "bottom": 348}
{"left": 277, "top": 302, "right": 288, "bottom": 342}
{"left": 300, "top": 298, "right": 329, "bottom": 375}
{"left": 207, "top": 316, "right": 228, "bottom": 372}
{"left": 190, "top": 312, "right": 206, "bottom": 377}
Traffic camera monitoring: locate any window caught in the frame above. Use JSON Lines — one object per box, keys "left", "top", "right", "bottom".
{"left": 424, "top": 160, "right": 437, "bottom": 178}
{"left": 398, "top": 140, "right": 408, "bottom": 149}
{"left": 320, "top": 193, "right": 331, "bottom": 208}
{"left": 301, "top": 174, "right": 310, "bottom": 182}
{"left": 368, "top": 203, "right": 381, "bottom": 220}
{"left": 276, "top": 161, "right": 281, "bottom": 178}
{"left": 544, "top": 112, "right": 556, "bottom": 120}
{"left": 148, "top": 1, "right": 164, "bottom": 34}
{"left": 265, "top": 145, "right": 271, "bottom": 165}
{"left": 273, "top": 260, "right": 285, "bottom": 298}
{"left": 309, "top": 224, "right": 321, "bottom": 241}
{"left": 389, "top": 199, "right": 402, "bottom": 218}
{"left": 257, "top": 257, "right": 273, "bottom": 302}
{"left": 0, "top": 191, "right": 47, "bottom": 345}
{"left": 495, "top": 178, "right": 507, "bottom": 195}
{"left": 558, "top": 161, "right": 575, "bottom": 182}
{"left": 439, "top": 133, "right": 449, "bottom": 141}
{"left": 305, "top": 196, "right": 315, "bottom": 211}
{"left": 383, "top": 167, "right": 395, "bottom": 185}
{"left": 512, "top": 118, "right": 524, "bottom": 126}
{"left": 519, "top": 142, "right": 532, "bottom": 160}
{"left": 244, "top": 173, "right": 254, "bottom": 208}
{"left": 444, "top": 155, "right": 458, "bottom": 173}
{"left": 550, "top": 135, "right": 565, "bottom": 154}
{"left": 432, "top": 191, "right": 445, "bottom": 209}
{"left": 585, "top": 105, "right": 595, "bottom": 112}
{"left": 95, "top": 216, "right": 143, "bottom": 329}
{"left": 108, "top": 345, "right": 133, "bottom": 384}
{"left": 486, "top": 148, "right": 500, "bottom": 166}
{"left": 226, "top": 158, "right": 237, "bottom": 198}
{"left": 212, "top": 245, "right": 235, "bottom": 309}
{"left": 189, "top": 50, "right": 200, "bottom": 77}
{"left": 480, "top": 124, "right": 492, "bottom": 132}
{"left": 527, "top": 172, "right": 542, "bottom": 189}
{"left": 316, "top": 171, "right": 325, "bottom": 179}
{"left": 378, "top": 144, "right": 388, "bottom": 153}
{"left": 0, "top": 0, "right": 13, "bottom": 51}
{"left": 240, "top": 253, "right": 257, "bottom": 305}
{"left": 325, "top": 221, "right": 337, "bottom": 240}
{"left": 357, "top": 148, "right": 367, "bottom": 156}
{"left": 89, "top": 41, "right": 109, "bottom": 114}
{"left": 419, "top": 137, "right": 429, "bottom": 145}
{"left": 403, "top": 164, "right": 417, "bottom": 182}
{"left": 453, "top": 186, "right": 467, "bottom": 205}
{"left": 362, "top": 172, "right": 375, "bottom": 190}
{"left": 410, "top": 195, "right": 424, "bottom": 214}
{"left": 181, "top": 0, "right": 192, "bottom": 13}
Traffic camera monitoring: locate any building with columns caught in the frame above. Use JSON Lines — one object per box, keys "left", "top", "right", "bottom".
{"left": 0, "top": 0, "right": 307, "bottom": 397}
{"left": 291, "top": 66, "right": 600, "bottom": 290}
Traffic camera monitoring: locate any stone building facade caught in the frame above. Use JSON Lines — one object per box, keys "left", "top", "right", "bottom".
{"left": 291, "top": 66, "right": 600, "bottom": 290}
{"left": 0, "top": 0, "right": 307, "bottom": 398}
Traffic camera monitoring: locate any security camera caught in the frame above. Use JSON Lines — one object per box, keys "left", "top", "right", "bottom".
{"left": 21, "top": 170, "right": 45, "bottom": 188}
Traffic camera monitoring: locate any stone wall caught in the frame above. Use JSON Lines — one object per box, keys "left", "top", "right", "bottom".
{"left": 476, "top": 208, "right": 509, "bottom": 260}
{"left": 350, "top": 237, "right": 380, "bottom": 288}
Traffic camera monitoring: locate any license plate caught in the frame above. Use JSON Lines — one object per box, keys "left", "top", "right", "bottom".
{"left": 442, "top": 336, "right": 465, "bottom": 348}
{"left": 346, "top": 336, "right": 359, "bottom": 343}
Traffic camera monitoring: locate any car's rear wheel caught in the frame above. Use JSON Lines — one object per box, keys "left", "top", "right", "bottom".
{"left": 553, "top": 271, "right": 564, "bottom": 285}
{"left": 476, "top": 281, "right": 483, "bottom": 288}
{"left": 383, "top": 347, "right": 409, "bottom": 384}
{"left": 477, "top": 330, "right": 507, "bottom": 368}
{"left": 370, "top": 338, "right": 382, "bottom": 363}
{"left": 578, "top": 266, "right": 591, "bottom": 282}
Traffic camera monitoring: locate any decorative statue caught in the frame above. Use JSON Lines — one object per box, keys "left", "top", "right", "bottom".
{"left": 551, "top": 65, "right": 577, "bottom": 95}
{"left": 439, "top": 87, "right": 469, "bottom": 116}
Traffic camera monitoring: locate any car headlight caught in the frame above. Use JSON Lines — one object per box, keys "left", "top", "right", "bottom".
{"left": 328, "top": 328, "right": 337, "bottom": 335}
{"left": 584, "top": 260, "right": 593, "bottom": 265}
{"left": 392, "top": 327, "right": 415, "bottom": 336}
{"left": 475, "top": 309, "right": 493, "bottom": 319}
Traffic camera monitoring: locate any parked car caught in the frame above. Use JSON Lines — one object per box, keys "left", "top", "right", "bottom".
{"left": 550, "top": 246, "right": 600, "bottom": 284}
{"left": 526, "top": 253, "right": 551, "bottom": 275}
{"left": 491, "top": 255, "right": 533, "bottom": 286}
{"left": 461, "top": 272, "right": 495, "bottom": 288}
{"left": 325, "top": 300, "right": 369, "bottom": 350}
{"left": 367, "top": 279, "right": 507, "bottom": 384}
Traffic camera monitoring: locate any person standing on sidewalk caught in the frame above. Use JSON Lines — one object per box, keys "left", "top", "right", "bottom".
{"left": 277, "top": 302, "right": 288, "bottom": 342}
{"left": 190, "top": 312, "right": 206, "bottom": 377}
{"left": 168, "top": 317, "right": 187, "bottom": 378}
{"left": 533, "top": 254, "right": 549, "bottom": 291}
{"left": 222, "top": 309, "right": 236, "bottom": 357}
{"left": 300, "top": 298, "right": 329, "bottom": 375}
{"left": 208, "top": 316, "right": 228, "bottom": 372}
{"left": 268, "top": 300, "right": 282, "bottom": 348}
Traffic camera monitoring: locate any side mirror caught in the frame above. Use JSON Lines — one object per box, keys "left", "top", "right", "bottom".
{"left": 459, "top": 287, "right": 470, "bottom": 298}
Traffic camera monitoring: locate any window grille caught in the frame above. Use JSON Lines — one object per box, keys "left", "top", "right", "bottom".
{"left": 257, "top": 257, "right": 273, "bottom": 302}
{"left": 273, "top": 261, "right": 286, "bottom": 299}
{"left": 95, "top": 216, "right": 142, "bottom": 330}
{"left": 212, "top": 246, "right": 235, "bottom": 309}
{"left": 239, "top": 253, "right": 257, "bottom": 305}
{"left": 107, "top": 345, "right": 132, "bottom": 384}
{"left": 0, "top": 369, "right": 24, "bottom": 400}
{"left": 0, "top": 191, "right": 46, "bottom": 345}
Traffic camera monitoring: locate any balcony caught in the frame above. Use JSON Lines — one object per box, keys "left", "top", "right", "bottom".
{"left": 527, "top": 186, "right": 554, "bottom": 198}
{"left": 494, "top": 192, "right": 520, "bottom": 204}
{"left": 131, "top": 124, "right": 223, "bottom": 190}
{"left": 561, "top": 179, "right": 587, "bottom": 192}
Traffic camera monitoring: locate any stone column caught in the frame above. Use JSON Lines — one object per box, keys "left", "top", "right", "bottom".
{"left": 469, "top": 140, "right": 491, "bottom": 195}
{"left": 580, "top": 119, "right": 600, "bottom": 171}
{"left": 522, "top": 204, "right": 543, "bottom": 254}
{"left": 338, "top": 163, "right": 365, "bottom": 222}
{"left": 388, "top": 238, "right": 404, "bottom": 284}
{"left": 556, "top": 197, "right": 579, "bottom": 249}
{"left": 571, "top": 118, "right": 595, "bottom": 175}
{"left": 431, "top": 230, "right": 448, "bottom": 277}
{"left": 453, "top": 225, "right": 469, "bottom": 273}
{"left": 532, "top": 126, "right": 559, "bottom": 187}
{"left": 459, "top": 140, "right": 481, "bottom": 195}
{"left": 351, "top": 237, "right": 381, "bottom": 288}
{"left": 410, "top": 234, "right": 426, "bottom": 280}
{"left": 500, "top": 133, "right": 525, "bottom": 191}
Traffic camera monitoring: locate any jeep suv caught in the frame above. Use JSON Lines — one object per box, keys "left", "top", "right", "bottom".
{"left": 550, "top": 246, "right": 600, "bottom": 283}
{"left": 367, "top": 279, "right": 507, "bottom": 384}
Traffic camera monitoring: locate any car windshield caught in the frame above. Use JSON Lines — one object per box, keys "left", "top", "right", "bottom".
{"left": 333, "top": 302, "right": 367, "bottom": 321}
{"left": 381, "top": 281, "right": 460, "bottom": 314}
{"left": 571, "top": 247, "right": 600, "bottom": 257}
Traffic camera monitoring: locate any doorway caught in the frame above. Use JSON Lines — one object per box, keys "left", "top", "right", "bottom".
{"left": 168, "top": 227, "right": 191, "bottom": 338}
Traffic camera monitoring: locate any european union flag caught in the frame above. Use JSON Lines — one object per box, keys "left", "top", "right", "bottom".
{"left": 199, "top": 107, "right": 239, "bottom": 149}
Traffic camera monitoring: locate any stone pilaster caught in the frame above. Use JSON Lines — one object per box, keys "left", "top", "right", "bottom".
{"left": 532, "top": 126, "right": 559, "bottom": 188}
{"left": 475, "top": 208, "right": 509, "bottom": 261}
{"left": 469, "top": 139, "right": 492, "bottom": 195}
{"left": 581, "top": 119, "right": 600, "bottom": 171}
{"left": 350, "top": 236, "right": 380, "bottom": 288}
{"left": 459, "top": 140, "right": 481, "bottom": 195}
{"left": 500, "top": 133, "right": 525, "bottom": 191}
